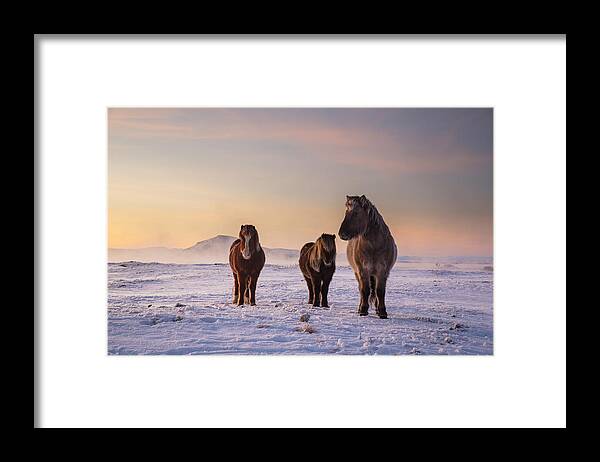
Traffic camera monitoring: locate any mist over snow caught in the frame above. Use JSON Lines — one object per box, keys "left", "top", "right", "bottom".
{"left": 109, "top": 235, "right": 301, "bottom": 266}
{"left": 109, "top": 235, "right": 491, "bottom": 268}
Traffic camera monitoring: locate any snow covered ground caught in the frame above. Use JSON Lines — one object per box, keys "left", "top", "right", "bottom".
{"left": 108, "top": 260, "right": 493, "bottom": 355}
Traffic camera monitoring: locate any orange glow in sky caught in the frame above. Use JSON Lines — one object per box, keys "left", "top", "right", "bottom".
{"left": 109, "top": 108, "right": 493, "bottom": 256}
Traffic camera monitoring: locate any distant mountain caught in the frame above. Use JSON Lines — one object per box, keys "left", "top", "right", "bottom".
{"left": 109, "top": 235, "right": 300, "bottom": 265}
{"left": 183, "top": 235, "right": 238, "bottom": 262}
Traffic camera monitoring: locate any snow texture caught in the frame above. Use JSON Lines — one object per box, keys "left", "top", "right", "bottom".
{"left": 108, "top": 260, "right": 493, "bottom": 355}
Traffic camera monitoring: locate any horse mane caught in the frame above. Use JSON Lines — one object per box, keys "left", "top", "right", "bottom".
{"left": 356, "top": 196, "right": 390, "bottom": 234}
{"left": 310, "top": 242, "right": 321, "bottom": 272}
{"left": 247, "top": 232, "right": 262, "bottom": 256}
{"left": 310, "top": 236, "right": 336, "bottom": 272}
{"left": 316, "top": 235, "right": 336, "bottom": 255}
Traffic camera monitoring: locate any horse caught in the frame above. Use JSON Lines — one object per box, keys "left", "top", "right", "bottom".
{"left": 299, "top": 233, "right": 336, "bottom": 308}
{"left": 338, "top": 195, "right": 397, "bottom": 318}
{"left": 229, "top": 224, "right": 266, "bottom": 306}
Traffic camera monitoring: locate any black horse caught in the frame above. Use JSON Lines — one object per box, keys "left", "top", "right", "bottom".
{"left": 298, "top": 233, "right": 336, "bottom": 307}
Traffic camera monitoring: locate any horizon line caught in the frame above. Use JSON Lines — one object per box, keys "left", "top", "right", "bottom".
{"left": 108, "top": 235, "right": 492, "bottom": 258}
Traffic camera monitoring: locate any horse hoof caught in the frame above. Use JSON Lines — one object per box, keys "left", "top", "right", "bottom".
{"left": 358, "top": 311, "right": 369, "bottom": 316}
{"left": 377, "top": 313, "right": 388, "bottom": 319}
{"left": 322, "top": 304, "right": 329, "bottom": 308}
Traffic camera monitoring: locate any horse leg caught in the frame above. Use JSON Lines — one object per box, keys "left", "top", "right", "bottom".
{"left": 320, "top": 277, "right": 331, "bottom": 308}
{"left": 375, "top": 276, "right": 388, "bottom": 319}
{"left": 304, "top": 276, "right": 314, "bottom": 304}
{"left": 237, "top": 274, "right": 248, "bottom": 306}
{"left": 312, "top": 277, "right": 322, "bottom": 307}
{"left": 249, "top": 275, "right": 258, "bottom": 306}
{"left": 232, "top": 273, "right": 239, "bottom": 304}
{"left": 244, "top": 277, "right": 251, "bottom": 304}
{"left": 357, "top": 273, "right": 370, "bottom": 315}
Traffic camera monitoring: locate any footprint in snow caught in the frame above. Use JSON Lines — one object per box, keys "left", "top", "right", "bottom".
{"left": 197, "top": 317, "right": 218, "bottom": 323}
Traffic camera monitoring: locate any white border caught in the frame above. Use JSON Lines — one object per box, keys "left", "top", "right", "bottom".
{"left": 37, "top": 36, "right": 566, "bottom": 428}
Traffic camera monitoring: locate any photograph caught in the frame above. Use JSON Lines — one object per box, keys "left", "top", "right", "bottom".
{"left": 108, "top": 107, "right": 493, "bottom": 355}
{"left": 36, "top": 35, "right": 566, "bottom": 429}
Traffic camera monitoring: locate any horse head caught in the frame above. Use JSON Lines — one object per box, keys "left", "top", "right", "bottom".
{"left": 317, "top": 233, "right": 336, "bottom": 267}
{"left": 338, "top": 195, "right": 371, "bottom": 240}
{"left": 239, "top": 224, "right": 261, "bottom": 260}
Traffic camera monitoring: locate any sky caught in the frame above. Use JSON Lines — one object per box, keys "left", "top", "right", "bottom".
{"left": 108, "top": 108, "right": 492, "bottom": 256}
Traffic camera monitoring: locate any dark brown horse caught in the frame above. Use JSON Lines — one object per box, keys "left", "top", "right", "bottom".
{"left": 229, "top": 224, "right": 266, "bottom": 306}
{"left": 338, "top": 195, "right": 397, "bottom": 318}
{"left": 299, "top": 234, "right": 336, "bottom": 308}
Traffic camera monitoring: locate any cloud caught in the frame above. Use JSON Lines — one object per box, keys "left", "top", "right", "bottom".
{"left": 108, "top": 108, "right": 491, "bottom": 175}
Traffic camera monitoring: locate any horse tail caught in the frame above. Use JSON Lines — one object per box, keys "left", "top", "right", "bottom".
{"left": 369, "top": 275, "right": 377, "bottom": 307}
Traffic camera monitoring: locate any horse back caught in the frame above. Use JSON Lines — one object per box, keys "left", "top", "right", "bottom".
{"left": 253, "top": 246, "right": 266, "bottom": 272}
{"left": 300, "top": 242, "right": 314, "bottom": 256}
{"left": 229, "top": 239, "right": 241, "bottom": 272}
{"left": 298, "top": 242, "right": 314, "bottom": 275}
{"left": 230, "top": 238, "right": 241, "bottom": 252}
